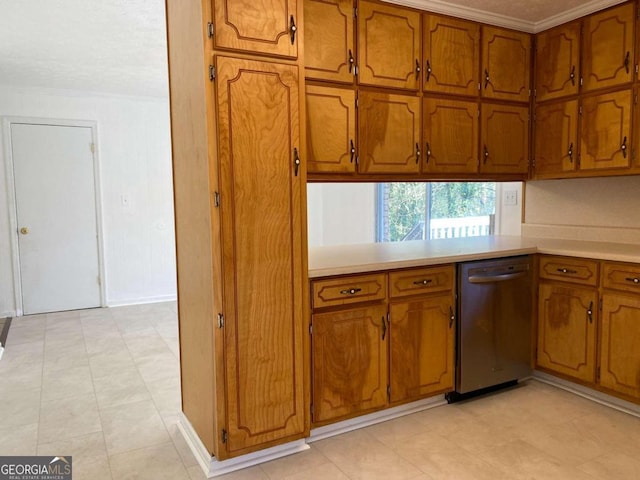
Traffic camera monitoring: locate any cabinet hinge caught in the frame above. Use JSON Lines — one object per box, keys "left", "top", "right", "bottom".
{"left": 579, "top": 105, "right": 583, "bottom": 115}
{"left": 354, "top": 65, "right": 359, "bottom": 76}
{"left": 596, "top": 366, "right": 601, "bottom": 381}
{"left": 387, "top": 385, "right": 391, "bottom": 401}
{"left": 386, "top": 312, "right": 390, "bottom": 324}
{"left": 579, "top": 77, "right": 583, "bottom": 86}
{"left": 353, "top": 6, "right": 358, "bottom": 18}
{"left": 599, "top": 298, "right": 603, "bottom": 311}
{"left": 310, "top": 403, "right": 314, "bottom": 417}
{"left": 207, "top": 21, "right": 214, "bottom": 38}
{"left": 221, "top": 429, "right": 228, "bottom": 444}
{"left": 533, "top": 89, "right": 536, "bottom": 98}
{"left": 217, "top": 313, "right": 224, "bottom": 329}
{"left": 531, "top": 157, "right": 536, "bottom": 168}
{"left": 213, "top": 191, "right": 220, "bottom": 207}
{"left": 209, "top": 65, "right": 216, "bottom": 81}
{"left": 309, "top": 324, "right": 313, "bottom": 335}
{"left": 636, "top": 64, "right": 639, "bottom": 75}
{"left": 355, "top": 96, "right": 359, "bottom": 108}
{"left": 478, "top": 82, "right": 481, "bottom": 91}
{"left": 529, "top": 89, "right": 532, "bottom": 97}
{"left": 355, "top": 155, "right": 359, "bottom": 166}
{"left": 635, "top": 94, "right": 638, "bottom": 105}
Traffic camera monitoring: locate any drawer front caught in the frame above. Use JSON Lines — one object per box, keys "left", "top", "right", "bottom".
{"left": 312, "top": 273, "right": 387, "bottom": 308}
{"left": 539, "top": 256, "right": 599, "bottom": 286}
{"left": 602, "top": 262, "right": 640, "bottom": 293}
{"left": 389, "top": 265, "right": 454, "bottom": 298}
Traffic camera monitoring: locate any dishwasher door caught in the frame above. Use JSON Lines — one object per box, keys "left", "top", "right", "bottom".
{"left": 456, "top": 256, "right": 533, "bottom": 395}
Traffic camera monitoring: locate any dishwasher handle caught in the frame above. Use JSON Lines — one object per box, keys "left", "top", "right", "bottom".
{"left": 468, "top": 270, "right": 528, "bottom": 284}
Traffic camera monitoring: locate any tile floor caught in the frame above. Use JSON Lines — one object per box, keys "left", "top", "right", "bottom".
{"left": 2, "top": 302, "right": 640, "bottom": 479}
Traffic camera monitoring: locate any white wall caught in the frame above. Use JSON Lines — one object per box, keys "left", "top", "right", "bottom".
{"left": 0, "top": 85, "right": 176, "bottom": 315}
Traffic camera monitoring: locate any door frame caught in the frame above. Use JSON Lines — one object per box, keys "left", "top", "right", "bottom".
{"left": 2, "top": 116, "right": 107, "bottom": 316}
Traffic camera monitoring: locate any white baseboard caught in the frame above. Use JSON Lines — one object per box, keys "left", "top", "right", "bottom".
{"left": 533, "top": 371, "right": 640, "bottom": 418}
{"left": 308, "top": 395, "right": 447, "bottom": 443}
{"left": 177, "top": 413, "right": 310, "bottom": 478}
{"left": 107, "top": 294, "right": 177, "bottom": 307}
{"left": 0, "top": 311, "right": 16, "bottom": 318}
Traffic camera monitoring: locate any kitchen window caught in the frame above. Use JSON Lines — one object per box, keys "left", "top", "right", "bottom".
{"left": 376, "top": 182, "right": 496, "bottom": 242}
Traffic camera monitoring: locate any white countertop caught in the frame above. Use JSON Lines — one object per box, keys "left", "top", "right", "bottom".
{"left": 308, "top": 235, "right": 640, "bottom": 278}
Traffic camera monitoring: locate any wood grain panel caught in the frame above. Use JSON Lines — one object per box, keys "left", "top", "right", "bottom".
{"left": 357, "top": 0, "right": 421, "bottom": 90}
{"left": 312, "top": 273, "right": 386, "bottom": 308}
{"left": 389, "top": 265, "right": 454, "bottom": 298}
{"left": 389, "top": 295, "right": 455, "bottom": 402}
{"left": 539, "top": 256, "right": 599, "bottom": 286}
{"left": 304, "top": 0, "right": 354, "bottom": 82}
{"left": 423, "top": 97, "right": 478, "bottom": 174}
{"left": 480, "top": 103, "right": 529, "bottom": 174}
{"left": 213, "top": 0, "right": 298, "bottom": 58}
{"left": 216, "top": 56, "right": 305, "bottom": 452}
{"left": 535, "top": 22, "right": 580, "bottom": 101}
{"left": 600, "top": 293, "right": 640, "bottom": 398}
{"left": 423, "top": 14, "right": 480, "bottom": 96}
{"left": 306, "top": 85, "right": 356, "bottom": 173}
{"left": 312, "top": 304, "right": 388, "bottom": 423}
{"left": 537, "top": 283, "right": 597, "bottom": 383}
{"left": 533, "top": 100, "right": 578, "bottom": 177}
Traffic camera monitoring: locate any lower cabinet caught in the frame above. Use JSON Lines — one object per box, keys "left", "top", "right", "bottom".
{"left": 310, "top": 265, "right": 456, "bottom": 426}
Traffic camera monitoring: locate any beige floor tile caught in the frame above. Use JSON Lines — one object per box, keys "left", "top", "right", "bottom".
{"left": 260, "top": 448, "right": 331, "bottom": 479}
{"left": 123, "top": 333, "right": 172, "bottom": 359}
{"left": 166, "top": 421, "right": 199, "bottom": 468}
{"left": 146, "top": 379, "right": 181, "bottom": 417}
{"left": 197, "top": 465, "right": 269, "bottom": 480}
{"left": 281, "top": 462, "right": 350, "bottom": 480}
{"left": 0, "top": 386, "right": 42, "bottom": 426}
{"left": 0, "top": 422, "right": 38, "bottom": 455}
{"left": 109, "top": 442, "right": 189, "bottom": 480}
{"left": 578, "top": 451, "right": 640, "bottom": 479}
{"left": 362, "top": 414, "right": 433, "bottom": 449}
{"left": 1, "top": 361, "right": 43, "bottom": 390}
{"left": 415, "top": 449, "right": 510, "bottom": 480}
{"left": 72, "top": 454, "right": 113, "bottom": 480}
{"left": 38, "top": 392, "right": 102, "bottom": 444}
{"left": 315, "top": 429, "right": 422, "bottom": 480}
{"left": 89, "top": 348, "right": 136, "bottom": 379}
{"left": 0, "top": 340, "right": 44, "bottom": 368}
{"left": 443, "top": 416, "right": 519, "bottom": 455}
{"left": 100, "top": 399, "right": 170, "bottom": 455}
{"left": 10, "top": 314, "right": 47, "bottom": 331}
{"left": 41, "top": 364, "right": 94, "bottom": 402}
{"left": 37, "top": 430, "right": 108, "bottom": 458}
{"left": 412, "top": 404, "right": 476, "bottom": 436}
{"left": 93, "top": 368, "right": 152, "bottom": 409}
{"left": 394, "top": 430, "right": 461, "bottom": 465}
{"left": 135, "top": 352, "right": 180, "bottom": 384}
{"left": 43, "top": 350, "right": 90, "bottom": 374}
{"left": 6, "top": 326, "right": 46, "bottom": 345}
{"left": 83, "top": 334, "right": 127, "bottom": 356}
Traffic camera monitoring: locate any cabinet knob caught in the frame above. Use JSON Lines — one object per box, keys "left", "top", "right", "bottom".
{"left": 289, "top": 15, "right": 297, "bottom": 45}
{"left": 425, "top": 59, "right": 432, "bottom": 82}
{"left": 413, "top": 279, "right": 432, "bottom": 286}
{"left": 339, "top": 288, "right": 362, "bottom": 295}
{"left": 621, "top": 136, "right": 627, "bottom": 158}
{"left": 484, "top": 69, "right": 490, "bottom": 89}
{"left": 624, "top": 51, "right": 630, "bottom": 74}
{"left": 625, "top": 277, "right": 640, "bottom": 284}
{"left": 415, "top": 59, "right": 421, "bottom": 80}
{"left": 348, "top": 50, "right": 355, "bottom": 74}
{"left": 587, "top": 301, "right": 593, "bottom": 324}
{"left": 568, "top": 142, "right": 573, "bottom": 163}
{"left": 570, "top": 65, "right": 576, "bottom": 86}
{"left": 350, "top": 139, "right": 356, "bottom": 163}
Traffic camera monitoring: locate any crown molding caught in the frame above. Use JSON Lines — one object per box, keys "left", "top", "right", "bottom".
{"left": 383, "top": 0, "right": 628, "bottom": 33}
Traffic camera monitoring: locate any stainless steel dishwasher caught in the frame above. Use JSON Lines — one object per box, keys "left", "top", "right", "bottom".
{"left": 448, "top": 255, "right": 533, "bottom": 401}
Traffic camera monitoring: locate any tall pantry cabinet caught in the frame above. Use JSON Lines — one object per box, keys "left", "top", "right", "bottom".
{"left": 165, "top": 0, "right": 309, "bottom": 461}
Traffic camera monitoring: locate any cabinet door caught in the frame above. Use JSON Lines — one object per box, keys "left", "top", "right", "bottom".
{"left": 423, "top": 14, "right": 480, "bottom": 96}
{"left": 357, "top": 0, "right": 421, "bottom": 90}
{"left": 306, "top": 85, "right": 356, "bottom": 173}
{"left": 423, "top": 97, "right": 478, "bottom": 174}
{"left": 213, "top": 0, "right": 298, "bottom": 58}
{"left": 481, "top": 26, "right": 531, "bottom": 102}
{"left": 312, "top": 304, "right": 388, "bottom": 423}
{"left": 480, "top": 103, "right": 529, "bottom": 174}
{"left": 358, "top": 91, "right": 421, "bottom": 174}
{"left": 534, "top": 100, "right": 578, "bottom": 177}
{"left": 304, "top": 0, "right": 355, "bottom": 82}
{"left": 389, "top": 295, "right": 455, "bottom": 403}
{"left": 216, "top": 56, "right": 305, "bottom": 453}
{"left": 600, "top": 293, "right": 640, "bottom": 398}
{"left": 580, "top": 90, "right": 631, "bottom": 171}
{"left": 582, "top": 2, "right": 634, "bottom": 92}
{"left": 535, "top": 22, "right": 580, "bottom": 101}
{"left": 537, "top": 283, "right": 597, "bottom": 383}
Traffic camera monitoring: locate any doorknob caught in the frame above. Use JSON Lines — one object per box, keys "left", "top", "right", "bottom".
{"left": 20, "top": 227, "right": 29, "bottom": 235}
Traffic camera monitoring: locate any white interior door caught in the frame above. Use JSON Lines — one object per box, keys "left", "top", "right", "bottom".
{"left": 11, "top": 123, "right": 101, "bottom": 315}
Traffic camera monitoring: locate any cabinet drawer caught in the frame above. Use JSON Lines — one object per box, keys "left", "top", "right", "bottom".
{"left": 312, "top": 273, "right": 387, "bottom": 308}
{"left": 389, "top": 265, "right": 454, "bottom": 298}
{"left": 602, "top": 262, "right": 640, "bottom": 293}
{"left": 539, "top": 256, "right": 599, "bottom": 286}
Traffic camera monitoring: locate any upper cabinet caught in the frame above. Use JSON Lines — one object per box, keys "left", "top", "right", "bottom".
{"left": 358, "top": 90, "right": 421, "bottom": 174}
{"left": 304, "top": 0, "right": 355, "bottom": 82}
{"left": 535, "top": 22, "right": 580, "bottom": 102}
{"left": 581, "top": 2, "right": 634, "bottom": 92}
{"left": 534, "top": 99, "right": 579, "bottom": 178}
{"left": 481, "top": 26, "right": 531, "bottom": 102}
{"left": 423, "top": 14, "right": 480, "bottom": 96}
{"left": 357, "top": 0, "right": 422, "bottom": 90}
{"left": 213, "top": 0, "right": 299, "bottom": 58}
{"left": 480, "top": 103, "right": 529, "bottom": 174}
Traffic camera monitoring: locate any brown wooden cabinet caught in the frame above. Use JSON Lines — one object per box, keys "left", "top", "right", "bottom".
{"left": 213, "top": 0, "right": 299, "bottom": 58}
{"left": 481, "top": 26, "right": 531, "bottom": 102}
{"left": 423, "top": 14, "right": 480, "bottom": 96}
{"left": 388, "top": 266, "right": 455, "bottom": 403}
{"left": 306, "top": 85, "right": 357, "bottom": 174}
{"left": 535, "top": 22, "right": 580, "bottom": 102}
{"left": 304, "top": 0, "right": 355, "bottom": 82}
{"left": 216, "top": 55, "right": 306, "bottom": 453}
{"left": 533, "top": 99, "right": 579, "bottom": 177}
{"left": 357, "top": 0, "right": 422, "bottom": 90}
{"left": 358, "top": 90, "right": 421, "bottom": 174}
{"left": 581, "top": 2, "right": 634, "bottom": 92}
{"left": 480, "top": 103, "right": 529, "bottom": 174}
{"left": 537, "top": 282, "right": 598, "bottom": 383}
{"left": 580, "top": 90, "right": 632, "bottom": 171}
{"left": 311, "top": 304, "right": 388, "bottom": 424}
{"left": 423, "top": 97, "right": 478, "bottom": 174}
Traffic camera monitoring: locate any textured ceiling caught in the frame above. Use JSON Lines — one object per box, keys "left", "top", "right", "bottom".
{"left": 0, "top": 0, "right": 168, "bottom": 97}
{"left": 0, "top": 0, "right": 628, "bottom": 98}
